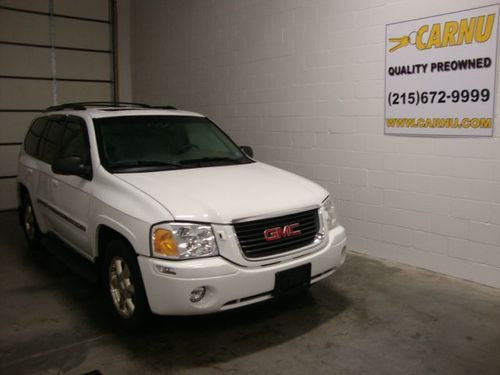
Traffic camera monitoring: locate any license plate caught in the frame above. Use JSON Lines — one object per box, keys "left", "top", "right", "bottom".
{"left": 273, "top": 263, "right": 311, "bottom": 297}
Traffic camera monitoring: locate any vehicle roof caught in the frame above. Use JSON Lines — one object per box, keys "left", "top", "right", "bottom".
{"left": 44, "top": 107, "right": 204, "bottom": 119}
{"left": 40, "top": 103, "right": 204, "bottom": 118}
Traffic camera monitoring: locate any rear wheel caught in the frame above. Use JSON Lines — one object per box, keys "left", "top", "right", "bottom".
{"left": 102, "top": 238, "right": 151, "bottom": 329}
{"left": 21, "top": 196, "right": 41, "bottom": 251}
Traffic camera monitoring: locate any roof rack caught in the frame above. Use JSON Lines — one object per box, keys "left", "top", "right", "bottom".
{"left": 44, "top": 102, "right": 177, "bottom": 112}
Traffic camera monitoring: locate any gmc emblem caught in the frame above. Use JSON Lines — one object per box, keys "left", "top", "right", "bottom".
{"left": 263, "top": 223, "right": 302, "bottom": 242}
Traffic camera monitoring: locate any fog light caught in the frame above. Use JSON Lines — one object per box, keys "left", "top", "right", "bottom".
{"left": 190, "top": 286, "right": 206, "bottom": 303}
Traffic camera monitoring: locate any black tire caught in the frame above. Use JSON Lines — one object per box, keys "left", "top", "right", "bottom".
{"left": 21, "top": 195, "right": 41, "bottom": 251}
{"left": 101, "top": 238, "right": 152, "bottom": 330}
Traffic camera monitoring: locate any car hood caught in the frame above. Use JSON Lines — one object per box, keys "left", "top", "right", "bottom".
{"left": 115, "top": 162, "right": 328, "bottom": 223}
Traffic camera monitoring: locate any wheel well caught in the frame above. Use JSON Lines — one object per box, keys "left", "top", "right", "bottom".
{"left": 17, "top": 184, "right": 29, "bottom": 225}
{"left": 18, "top": 183, "right": 29, "bottom": 202}
{"left": 96, "top": 225, "right": 136, "bottom": 262}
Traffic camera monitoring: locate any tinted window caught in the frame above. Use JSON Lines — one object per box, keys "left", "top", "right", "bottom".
{"left": 59, "top": 118, "right": 90, "bottom": 164}
{"left": 24, "top": 117, "right": 48, "bottom": 158}
{"left": 94, "top": 116, "right": 251, "bottom": 172}
{"left": 39, "top": 119, "right": 65, "bottom": 164}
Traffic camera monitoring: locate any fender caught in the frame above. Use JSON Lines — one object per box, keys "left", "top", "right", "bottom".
{"left": 91, "top": 214, "right": 146, "bottom": 259}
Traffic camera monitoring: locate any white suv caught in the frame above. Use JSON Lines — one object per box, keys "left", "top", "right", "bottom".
{"left": 17, "top": 102, "right": 347, "bottom": 327}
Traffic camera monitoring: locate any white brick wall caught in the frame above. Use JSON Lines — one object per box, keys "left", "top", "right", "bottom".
{"left": 131, "top": 0, "right": 500, "bottom": 288}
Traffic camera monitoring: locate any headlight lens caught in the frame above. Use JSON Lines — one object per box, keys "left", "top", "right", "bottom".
{"left": 152, "top": 223, "right": 218, "bottom": 259}
{"left": 322, "top": 196, "right": 338, "bottom": 230}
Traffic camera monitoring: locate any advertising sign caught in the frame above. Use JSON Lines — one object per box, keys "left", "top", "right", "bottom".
{"left": 385, "top": 4, "right": 499, "bottom": 136}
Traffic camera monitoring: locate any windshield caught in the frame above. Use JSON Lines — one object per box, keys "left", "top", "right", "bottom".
{"left": 94, "top": 115, "right": 252, "bottom": 173}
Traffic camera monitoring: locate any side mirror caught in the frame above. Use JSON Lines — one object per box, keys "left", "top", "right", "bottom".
{"left": 52, "top": 156, "right": 92, "bottom": 179}
{"left": 240, "top": 145, "right": 254, "bottom": 158}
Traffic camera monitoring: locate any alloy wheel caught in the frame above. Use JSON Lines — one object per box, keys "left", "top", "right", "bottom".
{"left": 24, "top": 203, "right": 35, "bottom": 241}
{"left": 108, "top": 256, "right": 136, "bottom": 318}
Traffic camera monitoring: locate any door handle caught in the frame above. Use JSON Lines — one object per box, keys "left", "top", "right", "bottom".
{"left": 51, "top": 179, "right": 59, "bottom": 188}
{"left": 27, "top": 168, "right": 33, "bottom": 176}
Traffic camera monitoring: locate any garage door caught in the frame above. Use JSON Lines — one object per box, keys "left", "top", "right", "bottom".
{"left": 0, "top": 0, "right": 116, "bottom": 210}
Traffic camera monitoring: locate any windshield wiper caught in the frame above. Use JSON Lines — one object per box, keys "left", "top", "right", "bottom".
{"left": 179, "top": 157, "right": 247, "bottom": 165}
{"left": 109, "top": 160, "right": 183, "bottom": 171}
{"left": 136, "top": 160, "right": 182, "bottom": 167}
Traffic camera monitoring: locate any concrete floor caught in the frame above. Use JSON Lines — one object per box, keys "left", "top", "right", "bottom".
{"left": 1, "top": 211, "right": 499, "bottom": 375}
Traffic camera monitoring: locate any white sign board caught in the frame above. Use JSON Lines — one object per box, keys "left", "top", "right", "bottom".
{"left": 385, "top": 4, "right": 499, "bottom": 136}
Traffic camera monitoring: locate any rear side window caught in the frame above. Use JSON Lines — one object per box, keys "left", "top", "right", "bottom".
{"left": 59, "top": 117, "right": 90, "bottom": 164}
{"left": 24, "top": 117, "right": 48, "bottom": 157}
{"left": 39, "top": 119, "right": 66, "bottom": 164}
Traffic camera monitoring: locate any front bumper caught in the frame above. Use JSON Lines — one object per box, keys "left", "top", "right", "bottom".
{"left": 138, "top": 225, "right": 347, "bottom": 315}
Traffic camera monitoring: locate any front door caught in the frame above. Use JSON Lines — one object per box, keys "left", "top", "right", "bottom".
{"left": 47, "top": 116, "right": 93, "bottom": 258}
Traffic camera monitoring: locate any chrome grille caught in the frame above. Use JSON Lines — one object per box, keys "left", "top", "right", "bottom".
{"left": 233, "top": 209, "right": 319, "bottom": 259}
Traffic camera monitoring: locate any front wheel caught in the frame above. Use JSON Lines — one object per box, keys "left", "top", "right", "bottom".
{"left": 102, "top": 238, "right": 152, "bottom": 329}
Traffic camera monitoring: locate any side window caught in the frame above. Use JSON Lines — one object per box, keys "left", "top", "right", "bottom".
{"left": 24, "top": 117, "right": 48, "bottom": 158}
{"left": 59, "top": 118, "right": 90, "bottom": 164}
{"left": 39, "top": 119, "right": 66, "bottom": 164}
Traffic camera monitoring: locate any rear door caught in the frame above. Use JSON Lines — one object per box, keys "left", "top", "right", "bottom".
{"left": 18, "top": 117, "right": 50, "bottom": 230}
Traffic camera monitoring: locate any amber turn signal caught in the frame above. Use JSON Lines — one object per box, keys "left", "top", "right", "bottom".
{"left": 153, "top": 228, "right": 178, "bottom": 256}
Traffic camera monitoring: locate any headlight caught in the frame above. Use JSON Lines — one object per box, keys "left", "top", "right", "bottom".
{"left": 151, "top": 223, "right": 218, "bottom": 259}
{"left": 322, "top": 196, "right": 338, "bottom": 230}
